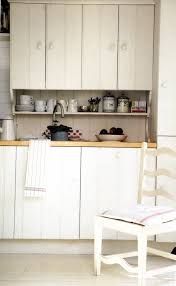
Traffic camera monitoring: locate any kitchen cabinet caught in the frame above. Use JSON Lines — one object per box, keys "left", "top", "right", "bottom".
{"left": 118, "top": 5, "right": 154, "bottom": 90}
{"left": 11, "top": 3, "right": 45, "bottom": 89}
{"left": 15, "top": 146, "right": 80, "bottom": 239}
{"left": 157, "top": 0, "right": 176, "bottom": 136}
{"left": 46, "top": 5, "right": 82, "bottom": 89}
{"left": 82, "top": 5, "right": 118, "bottom": 90}
{"left": 10, "top": 2, "right": 154, "bottom": 91}
{"left": 80, "top": 147, "right": 155, "bottom": 239}
{"left": 80, "top": 148, "right": 140, "bottom": 239}
{"left": 0, "top": 147, "right": 16, "bottom": 238}
{"left": 156, "top": 137, "right": 176, "bottom": 242}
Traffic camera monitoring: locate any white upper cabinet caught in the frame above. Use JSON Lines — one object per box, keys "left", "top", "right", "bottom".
{"left": 118, "top": 5, "right": 154, "bottom": 90}
{"left": 82, "top": 5, "right": 118, "bottom": 90}
{"left": 11, "top": 3, "right": 45, "bottom": 89}
{"left": 46, "top": 5, "right": 82, "bottom": 89}
{"left": 157, "top": 0, "right": 176, "bottom": 136}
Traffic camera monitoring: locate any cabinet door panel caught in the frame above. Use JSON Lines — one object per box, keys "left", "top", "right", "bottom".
{"left": 82, "top": 5, "right": 118, "bottom": 90}
{"left": 118, "top": 5, "right": 154, "bottom": 90}
{"left": 157, "top": 0, "right": 176, "bottom": 136}
{"left": 156, "top": 137, "right": 176, "bottom": 242}
{"left": 46, "top": 5, "right": 82, "bottom": 89}
{"left": 80, "top": 148, "right": 140, "bottom": 239}
{"left": 11, "top": 3, "right": 45, "bottom": 89}
{"left": 15, "top": 147, "right": 80, "bottom": 239}
{"left": 0, "top": 147, "right": 16, "bottom": 238}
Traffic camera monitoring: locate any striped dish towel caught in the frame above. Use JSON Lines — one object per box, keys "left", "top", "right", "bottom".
{"left": 24, "top": 140, "right": 50, "bottom": 198}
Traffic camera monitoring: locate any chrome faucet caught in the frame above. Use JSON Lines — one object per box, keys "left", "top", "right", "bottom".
{"left": 52, "top": 101, "right": 64, "bottom": 124}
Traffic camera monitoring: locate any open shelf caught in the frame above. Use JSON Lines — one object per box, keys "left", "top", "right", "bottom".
{"left": 14, "top": 111, "right": 149, "bottom": 116}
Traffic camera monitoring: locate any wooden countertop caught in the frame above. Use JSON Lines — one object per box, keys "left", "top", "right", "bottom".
{"left": 0, "top": 140, "right": 157, "bottom": 148}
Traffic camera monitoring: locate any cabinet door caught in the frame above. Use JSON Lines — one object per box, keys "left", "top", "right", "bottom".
{"left": 156, "top": 137, "right": 176, "bottom": 242}
{"left": 46, "top": 5, "right": 82, "bottom": 89}
{"left": 82, "top": 5, "right": 118, "bottom": 90}
{"left": 15, "top": 147, "right": 80, "bottom": 239}
{"left": 80, "top": 148, "right": 140, "bottom": 239}
{"left": 118, "top": 5, "right": 154, "bottom": 90}
{"left": 157, "top": 0, "right": 176, "bottom": 136}
{"left": 11, "top": 3, "right": 45, "bottom": 89}
{"left": 0, "top": 147, "right": 16, "bottom": 238}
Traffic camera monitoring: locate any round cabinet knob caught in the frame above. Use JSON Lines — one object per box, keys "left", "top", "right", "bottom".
{"left": 160, "top": 81, "right": 167, "bottom": 88}
{"left": 114, "top": 152, "right": 119, "bottom": 159}
{"left": 120, "top": 42, "right": 127, "bottom": 51}
{"left": 48, "top": 42, "right": 54, "bottom": 50}
{"left": 36, "top": 42, "right": 42, "bottom": 50}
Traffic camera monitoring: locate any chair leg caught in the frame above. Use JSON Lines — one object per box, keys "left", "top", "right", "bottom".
{"left": 138, "top": 233, "right": 147, "bottom": 286}
{"left": 94, "top": 218, "right": 103, "bottom": 276}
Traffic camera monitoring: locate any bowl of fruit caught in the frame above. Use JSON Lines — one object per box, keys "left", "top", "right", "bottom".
{"left": 96, "top": 127, "right": 127, "bottom": 142}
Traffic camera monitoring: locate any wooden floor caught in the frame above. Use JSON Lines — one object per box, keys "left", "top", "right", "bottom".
{"left": 0, "top": 254, "right": 176, "bottom": 286}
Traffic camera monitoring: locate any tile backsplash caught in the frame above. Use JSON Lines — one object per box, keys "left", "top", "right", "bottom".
{"left": 15, "top": 90, "right": 147, "bottom": 142}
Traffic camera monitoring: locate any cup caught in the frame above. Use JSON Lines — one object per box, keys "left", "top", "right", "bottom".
{"left": 35, "top": 100, "right": 46, "bottom": 112}
{"left": 68, "top": 99, "right": 78, "bottom": 113}
{"left": 20, "top": 95, "right": 34, "bottom": 105}
{"left": 47, "top": 99, "right": 56, "bottom": 112}
{"left": 58, "top": 99, "right": 68, "bottom": 113}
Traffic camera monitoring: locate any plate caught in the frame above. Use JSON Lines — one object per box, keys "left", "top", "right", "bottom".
{"left": 96, "top": 134, "right": 127, "bottom": 142}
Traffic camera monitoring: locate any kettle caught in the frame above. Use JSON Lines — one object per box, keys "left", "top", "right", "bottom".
{"left": 0, "top": 119, "right": 15, "bottom": 140}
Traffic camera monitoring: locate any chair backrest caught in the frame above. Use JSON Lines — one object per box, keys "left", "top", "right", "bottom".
{"left": 137, "top": 142, "right": 176, "bottom": 204}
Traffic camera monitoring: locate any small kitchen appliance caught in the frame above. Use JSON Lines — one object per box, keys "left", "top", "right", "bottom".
{"left": 0, "top": 119, "right": 15, "bottom": 140}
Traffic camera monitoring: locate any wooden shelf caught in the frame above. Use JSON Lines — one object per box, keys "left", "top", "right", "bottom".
{"left": 14, "top": 111, "right": 148, "bottom": 116}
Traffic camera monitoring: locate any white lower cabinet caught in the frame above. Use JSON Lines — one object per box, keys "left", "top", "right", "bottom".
{"left": 156, "top": 137, "right": 176, "bottom": 242}
{"left": 14, "top": 147, "right": 81, "bottom": 239}
{"left": 80, "top": 148, "right": 140, "bottom": 239}
{"left": 0, "top": 147, "right": 16, "bottom": 238}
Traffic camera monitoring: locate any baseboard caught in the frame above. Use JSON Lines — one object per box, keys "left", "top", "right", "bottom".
{"left": 0, "top": 240, "right": 175, "bottom": 254}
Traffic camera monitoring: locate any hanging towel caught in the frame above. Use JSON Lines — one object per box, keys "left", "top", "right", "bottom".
{"left": 24, "top": 140, "right": 50, "bottom": 198}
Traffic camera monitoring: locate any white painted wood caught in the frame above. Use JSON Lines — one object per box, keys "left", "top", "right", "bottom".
{"left": 157, "top": 0, "right": 176, "bottom": 136}
{"left": 80, "top": 148, "right": 140, "bottom": 239}
{"left": 15, "top": 146, "right": 80, "bottom": 239}
{"left": 156, "top": 136, "right": 176, "bottom": 242}
{"left": 82, "top": 5, "right": 118, "bottom": 89}
{"left": 0, "top": 147, "right": 16, "bottom": 238}
{"left": 10, "top": 3, "right": 45, "bottom": 89}
{"left": 118, "top": 5, "right": 154, "bottom": 90}
{"left": 46, "top": 5, "right": 82, "bottom": 89}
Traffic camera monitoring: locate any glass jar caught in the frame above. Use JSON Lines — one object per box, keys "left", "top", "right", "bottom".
{"left": 117, "top": 95, "right": 129, "bottom": 113}
{"left": 103, "top": 95, "right": 115, "bottom": 113}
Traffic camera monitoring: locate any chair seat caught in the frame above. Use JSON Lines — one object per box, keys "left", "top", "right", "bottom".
{"left": 99, "top": 204, "right": 176, "bottom": 226}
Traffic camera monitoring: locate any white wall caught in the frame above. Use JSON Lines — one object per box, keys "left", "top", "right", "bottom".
{"left": 0, "top": 38, "right": 12, "bottom": 119}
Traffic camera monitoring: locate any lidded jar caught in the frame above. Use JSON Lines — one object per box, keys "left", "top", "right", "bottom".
{"left": 117, "top": 94, "right": 129, "bottom": 113}
{"left": 103, "top": 93, "right": 115, "bottom": 113}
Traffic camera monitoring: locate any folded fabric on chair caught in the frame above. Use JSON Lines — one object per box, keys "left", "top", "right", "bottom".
{"left": 24, "top": 140, "right": 50, "bottom": 198}
{"left": 100, "top": 204, "right": 176, "bottom": 226}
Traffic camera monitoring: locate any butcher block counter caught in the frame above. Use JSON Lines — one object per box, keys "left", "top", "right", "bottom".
{"left": 0, "top": 140, "right": 156, "bottom": 148}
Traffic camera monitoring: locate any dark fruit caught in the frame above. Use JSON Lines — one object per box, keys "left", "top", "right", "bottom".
{"left": 109, "top": 127, "right": 117, "bottom": 135}
{"left": 100, "top": 129, "right": 108, "bottom": 135}
{"left": 116, "top": 128, "right": 123, "bottom": 135}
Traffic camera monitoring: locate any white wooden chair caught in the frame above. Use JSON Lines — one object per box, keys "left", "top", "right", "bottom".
{"left": 94, "top": 142, "right": 176, "bottom": 284}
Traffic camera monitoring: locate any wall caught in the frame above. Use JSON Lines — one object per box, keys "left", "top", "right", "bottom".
{"left": 0, "top": 37, "right": 11, "bottom": 119}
